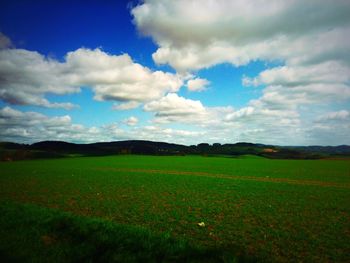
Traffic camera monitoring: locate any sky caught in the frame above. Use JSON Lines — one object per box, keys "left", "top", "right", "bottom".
{"left": 0, "top": 0, "right": 349, "bottom": 146}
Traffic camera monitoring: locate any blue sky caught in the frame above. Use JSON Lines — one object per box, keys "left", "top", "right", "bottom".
{"left": 0, "top": 0, "right": 349, "bottom": 145}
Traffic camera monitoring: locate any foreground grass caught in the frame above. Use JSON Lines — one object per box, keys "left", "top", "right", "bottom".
{"left": 0, "top": 155, "right": 349, "bottom": 262}
{"left": 0, "top": 202, "right": 240, "bottom": 263}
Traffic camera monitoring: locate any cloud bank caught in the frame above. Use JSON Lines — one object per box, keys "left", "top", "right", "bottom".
{"left": 132, "top": 0, "right": 350, "bottom": 71}
{"left": 0, "top": 106, "right": 204, "bottom": 145}
{"left": 0, "top": 47, "right": 183, "bottom": 109}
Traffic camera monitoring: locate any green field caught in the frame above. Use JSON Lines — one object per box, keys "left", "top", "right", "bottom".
{"left": 0, "top": 155, "right": 349, "bottom": 262}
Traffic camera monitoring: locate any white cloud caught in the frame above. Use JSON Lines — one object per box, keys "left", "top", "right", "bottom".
{"left": 1, "top": 105, "right": 349, "bottom": 146}
{"left": 143, "top": 91, "right": 302, "bottom": 144}
{"left": 243, "top": 61, "right": 350, "bottom": 111}
{"left": 317, "top": 110, "right": 350, "bottom": 122}
{"left": 0, "top": 106, "right": 131, "bottom": 143}
{"left": 0, "top": 107, "right": 207, "bottom": 145}
{"left": 244, "top": 61, "right": 350, "bottom": 89}
{"left": 0, "top": 39, "right": 183, "bottom": 109}
{"left": 112, "top": 101, "right": 140, "bottom": 110}
{"left": 124, "top": 116, "right": 139, "bottom": 126}
{"left": 186, "top": 78, "right": 210, "bottom": 92}
{"left": 142, "top": 92, "right": 300, "bottom": 144}
{"left": 131, "top": 1, "right": 350, "bottom": 146}
{"left": 0, "top": 106, "right": 24, "bottom": 119}
{"left": 225, "top": 107, "right": 255, "bottom": 121}
{"left": 143, "top": 94, "right": 239, "bottom": 138}
{"left": 132, "top": 0, "right": 350, "bottom": 72}
{"left": 65, "top": 48, "right": 183, "bottom": 103}
{"left": 0, "top": 48, "right": 79, "bottom": 109}
{"left": 144, "top": 93, "right": 207, "bottom": 123}
{"left": 224, "top": 103, "right": 301, "bottom": 134}
{"left": 0, "top": 107, "right": 85, "bottom": 142}
{"left": 136, "top": 125, "right": 204, "bottom": 144}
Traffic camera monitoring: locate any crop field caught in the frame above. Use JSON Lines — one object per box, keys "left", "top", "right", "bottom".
{"left": 0, "top": 155, "right": 349, "bottom": 262}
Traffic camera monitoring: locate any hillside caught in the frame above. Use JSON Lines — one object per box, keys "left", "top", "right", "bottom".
{"left": 1, "top": 140, "right": 350, "bottom": 161}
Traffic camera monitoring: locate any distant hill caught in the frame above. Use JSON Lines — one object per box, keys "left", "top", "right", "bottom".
{"left": 1, "top": 140, "right": 350, "bottom": 161}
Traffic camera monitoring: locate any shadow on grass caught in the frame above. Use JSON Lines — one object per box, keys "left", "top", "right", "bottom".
{"left": 0, "top": 202, "right": 259, "bottom": 263}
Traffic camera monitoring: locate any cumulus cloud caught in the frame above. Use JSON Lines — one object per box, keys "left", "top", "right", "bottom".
{"left": 0, "top": 48, "right": 79, "bottom": 109}
{"left": 144, "top": 93, "right": 207, "bottom": 123}
{"left": 0, "top": 36, "right": 183, "bottom": 109}
{"left": 243, "top": 62, "right": 350, "bottom": 88}
{"left": 142, "top": 92, "right": 301, "bottom": 144}
{"left": 240, "top": 62, "right": 350, "bottom": 124}
{"left": 0, "top": 106, "right": 124, "bottom": 143}
{"left": 1, "top": 104, "right": 348, "bottom": 145}
{"left": 0, "top": 106, "right": 207, "bottom": 145}
{"left": 112, "top": 101, "right": 140, "bottom": 111}
{"left": 144, "top": 93, "right": 205, "bottom": 115}
{"left": 135, "top": 125, "right": 204, "bottom": 144}
{"left": 223, "top": 102, "right": 302, "bottom": 143}
{"left": 186, "top": 78, "right": 210, "bottom": 92}
{"left": 65, "top": 48, "right": 183, "bottom": 103}
{"left": 123, "top": 116, "right": 139, "bottom": 126}
{"left": 132, "top": 0, "right": 350, "bottom": 71}
{"left": 144, "top": 91, "right": 300, "bottom": 138}
{"left": 225, "top": 107, "right": 255, "bottom": 121}
{"left": 131, "top": 0, "right": 350, "bottom": 145}
{"left": 243, "top": 61, "right": 350, "bottom": 102}
{"left": 0, "top": 106, "right": 93, "bottom": 143}
{"left": 143, "top": 93, "right": 243, "bottom": 142}
{"left": 132, "top": 1, "right": 350, "bottom": 121}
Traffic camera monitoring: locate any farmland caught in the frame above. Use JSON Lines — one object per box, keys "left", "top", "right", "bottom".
{"left": 0, "top": 155, "right": 349, "bottom": 262}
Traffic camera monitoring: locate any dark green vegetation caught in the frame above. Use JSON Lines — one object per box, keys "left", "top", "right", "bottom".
{"left": 0, "top": 202, "right": 230, "bottom": 263}
{"left": 0, "top": 155, "right": 349, "bottom": 262}
{"left": 1, "top": 140, "right": 350, "bottom": 161}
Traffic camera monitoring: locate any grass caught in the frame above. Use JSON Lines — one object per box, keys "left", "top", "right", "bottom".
{"left": 0, "top": 201, "right": 236, "bottom": 263}
{"left": 0, "top": 155, "right": 349, "bottom": 262}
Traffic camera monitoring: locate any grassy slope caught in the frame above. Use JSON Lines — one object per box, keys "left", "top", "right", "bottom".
{"left": 0, "top": 202, "right": 236, "bottom": 263}
{"left": 0, "top": 155, "right": 349, "bottom": 262}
